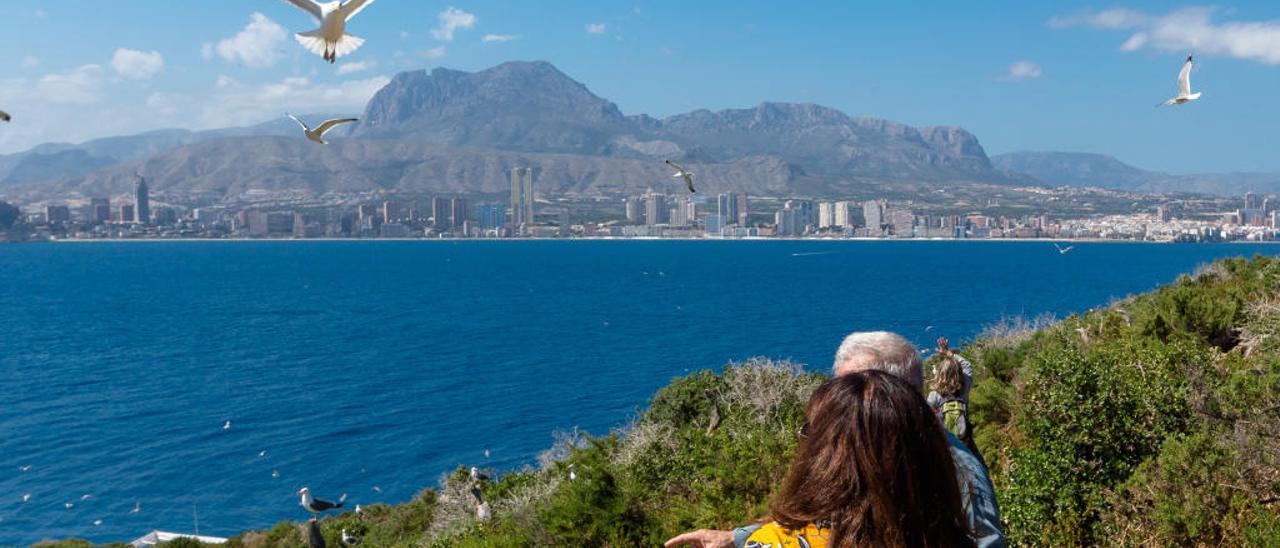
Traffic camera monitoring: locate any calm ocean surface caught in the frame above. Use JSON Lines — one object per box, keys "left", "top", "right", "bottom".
{"left": 1, "top": 240, "right": 1276, "bottom": 544}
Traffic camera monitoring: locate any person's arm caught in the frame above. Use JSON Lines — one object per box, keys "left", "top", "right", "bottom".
{"left": 664, "top": 529, "right": 735, "bottom": 548}
{"left": 954, "top": 353, "right": 974, "bottom": 398}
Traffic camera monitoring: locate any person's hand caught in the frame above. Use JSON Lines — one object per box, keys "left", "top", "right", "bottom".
{"left": 937, "top": 336, "right": 951, "bottom": 357}
{"left": 664, "top": 529, "right": 735, "bottom": 548}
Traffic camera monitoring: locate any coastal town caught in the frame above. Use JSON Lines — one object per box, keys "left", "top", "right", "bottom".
{"left": 1, "top": 168, "right": 1276, "bottom": 243}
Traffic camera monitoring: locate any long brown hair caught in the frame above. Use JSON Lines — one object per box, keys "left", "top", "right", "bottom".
{"left": 769, "top": 370, "right": 973, "bottom": 547}
{"left": 932, "top": 357, "right": 965, "bottom": 398}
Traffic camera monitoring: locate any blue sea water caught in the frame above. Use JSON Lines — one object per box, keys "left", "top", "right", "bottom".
{"left": 0, "top": 240, "right": 1276, "bottom": 544}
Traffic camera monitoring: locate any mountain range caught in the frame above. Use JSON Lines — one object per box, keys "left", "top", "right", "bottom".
{"left": 0, "top": 60, "right": 1272, "bottom": 203}
{"left": 991, "top": 151, "right": 1280, "bottom": 196}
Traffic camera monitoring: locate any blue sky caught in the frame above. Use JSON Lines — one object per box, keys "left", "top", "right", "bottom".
{"left": 2, "top": 1, "right": 1280, "bottom": 174}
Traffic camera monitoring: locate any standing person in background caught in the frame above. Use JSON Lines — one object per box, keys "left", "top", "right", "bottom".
{"left": 927, "top": 337, "right": 982, "bottom": 460}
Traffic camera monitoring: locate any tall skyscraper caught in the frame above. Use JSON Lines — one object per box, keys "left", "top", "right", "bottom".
{"left": 510, "top": 167, "right": 534, "bottom": 227}
{"left": 90, "top": 198, "right": 111, "bottom": 223}
{"left": 818, "top": 202, "right": 836, "bottom": 228}
{"left": 382, "top": 200, "right": 400, "bottom": 224}
{"left": 134, "top": 177, "right": 150, "bottom": 225}
{"left": 625, "top": 196, "right": 643, "bottom": 224}
{"left": 45, "top": 205, "right": 71, "bottom": 223}
{"left": 669, "top": 196, "right": 691, "bottom": 226}
{"left": 736, "top": 194, "right": 749, "bottom": 226}
{"left": 645, "top": 191, "right": 667, "bottom": 226}
{"left": 863, "top": 200, "right": 885, "bottom": 230}
{"left": 477, "top": 204, "right": 505, "bottom": 230}
{"left": 120, "top": 204, "right": 135, "bottom": 224}
{"left": 1245, "top": 192, "right": 1261, "bottom": 210}
{"left": 834, "top": 201, "right": 855, "bottom": 227}
{"left": 717, "top": 193, "right": 739, "bottom": 226}
{"left": 430, "top": 197, "right": 449, "bottom": 227}
{"left": 451, "top": 198, "right": 470, "bottom": 228}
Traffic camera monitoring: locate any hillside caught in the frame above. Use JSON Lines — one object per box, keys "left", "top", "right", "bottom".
{"left": 993, "top": 150, "right": 1280, "bottom": 196}
{"left": 4, "top": 61, "right": 1014, "bottom": 202}
{"left": 44, "top": 257, "right": 1280, "bottom": 547}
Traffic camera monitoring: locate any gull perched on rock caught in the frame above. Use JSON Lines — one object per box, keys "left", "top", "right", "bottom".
{"left": 1159, "top": 56, "right": 1201, "bottom": 107}
{"left": 665, "top": 160, "right": 697, "bottom": 193}
{"left": 283, "top": 0, "right": 376, "bottom": 63}
{"left": 287, "top": 114, "right": 359, "bottom": 145}
{"left": 298, "top": 487, "right": 346, "bottom": 518}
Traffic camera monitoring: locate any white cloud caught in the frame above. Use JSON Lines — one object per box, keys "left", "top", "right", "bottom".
{"left": 586, "top": 23, "right": 607, "bottom": 35}
{"left": 431, "top": 7, "right": 477, "bottom": 41}
{"left": 419, "top": 46, "right": 447, "bottom": 60}
{"left": 21, "top": 56, "right": 40, "bottom": 70}
{"left": 36, "top": 65, "right": 105, "bottom": 104}
{"left": 204, "top": 12, "right": 288, "bottom": 69}
{"left": 1004, "top": 60, "right": 1043, "bottom": 80}
{"left": 196, "top": 75, "right": 390, "bottom": 128}
{"left": 111, "top": 48, "right": 164, "bottom": 79}
{"left": 336, "top": 60, "right": 377, "bottom": 75}
{"left": 482, "top": 34, "right": 519, "bottom": 43}
{"left": 1051, "top": 6, "right": 1280, "bottom": 65}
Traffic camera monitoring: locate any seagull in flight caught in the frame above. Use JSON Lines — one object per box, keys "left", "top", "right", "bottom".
{"left": 223, "top": 420, "right": 232, "bottom": 430}
{"left": 282, "top": 0, "right": 376, "bottom": 64}
{"left": 665, "top": 160, "right": 697, "bottom": 193}
{"left": 1159, "top": 56, "right": 1202, "bottom": 107}
{"left": 287, "top": 114, "right": 359, "bottom": 145}
{"left": 0, "top": 111, "right": 10, "bottom": 122}
{"left": 298, "top": 487, "right": 346, "bottom": 518}
{"left": 1054, "top": 243, "right": 1075, "bottom": 255}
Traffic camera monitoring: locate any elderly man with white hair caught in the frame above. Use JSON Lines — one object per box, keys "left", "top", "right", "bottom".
{"left": 666, "top": 331, "right": 1007, "bottom": 548}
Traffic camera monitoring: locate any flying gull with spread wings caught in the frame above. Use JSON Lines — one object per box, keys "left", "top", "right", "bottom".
{"left": 664, "top": 160, "right": 697, "bottom": 193}
{"left": 1159, "top": 56, "right": 1201, "bottom": 107}
{"left": 282, "top": 0, "right": 376, "bottom": 63}
{"left": 287, "top": 114, "right": 359, "bottom": 145}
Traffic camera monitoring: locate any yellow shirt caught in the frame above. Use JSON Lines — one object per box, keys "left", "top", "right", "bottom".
{"left": 744, "top": 522, "right": 831, "bottom": 548}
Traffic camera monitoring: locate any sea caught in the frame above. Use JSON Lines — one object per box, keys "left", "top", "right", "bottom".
{"left": 1, "top": 239, "right": 1275, "bottom": 545}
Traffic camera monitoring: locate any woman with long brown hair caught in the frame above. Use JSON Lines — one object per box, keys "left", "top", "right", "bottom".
{"left": 745, "top": 370, "right": 974, "bottom": 548}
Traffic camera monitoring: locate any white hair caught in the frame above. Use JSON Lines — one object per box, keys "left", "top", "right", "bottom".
{"left": 832, "top": 331, "right": 924, "bottom": 392}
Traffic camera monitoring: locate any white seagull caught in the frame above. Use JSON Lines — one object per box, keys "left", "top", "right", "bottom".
{"left": 1053, "top": 243, "right": 1075, "bottom": 255}
{"left": 664, "top": 160, "right": 697, "bottom": 193}
{"left": 341, "top": 528, "right": 361, "bottom": 545}
{"left": 223, "top": 420, "right": 232, "bottom": 430}
{"left": 298, "top": 487, "right": 346, "bottom": 517}
{"left": 1159, "top": 56, "right": 1201, "bottom": 107}
{"left": 287, "top": 114, "right": 359, "bottom": 145}
{"left": 282, "top": 0, "right": 376, "bottom": 64}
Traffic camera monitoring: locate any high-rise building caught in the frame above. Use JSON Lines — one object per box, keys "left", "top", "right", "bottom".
{"left": 1245, "top": 192, "right": 1261, "bottom": 210}
{"left": 775, "top": 206, "right": 798, "bottom": 236}
{"left": 625, "top": 196, "right": 643, "bottom": 224}
{"left": 717, "top": 193, "right": 739, "bottom": 226}
{"left": 120, "top": 204, "right": 135, "bottom": 224}
{"left": 248, "top": 211, "right": 294, "bottom": 236}
{"left": 510, "top": 167, "right": 534, "bottom": 227}
{"left": 358, "top": 204, "right": 380, "bottom": 225}
{"left": 558, "top": 209, "right": 571, "bottom": 237}
{"left": 818, "top": 202, "right": 836, "bottom": 228}
{"left": 863, "top": 200, "right": 885, "bottom": 230}
{"left": 382, "top": 201, "right": 401, "bottom": 224}
{"left": 477, "top": 204, "right": 506, "bottom": 230}
{"left": 669, "top": 196, "right": 691, "bottom": 226}
{"left": 1156, "top": 205, "right": 1171, "bottom": 221}
{"left": 888, "top": 208, "right": 914, "bottom": 236}
{"left": 834, "top": 201, "right": 855, "bottom": 228}
{"left": 736, "top": 194, "right": 749, "bottom": 226}
{"left": 450, "top": 198, "right": 470, "bottom": 228}
{"left": 134, "top": 177, "right": 150, "bottom": 225}
{"left": 786, "top": 200, "right": 815, "bottom": 233}
{"left": 644, "top": 191, "right": 667, "bottom": 226}
{"left": 45, "top": 205, "right": 71, "bottom": 223}
{"left": 431, "top": 197, "right": 450, "bottom": 228}
{"left": 90, "top": 198, "right": 111, "bottom": 223}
